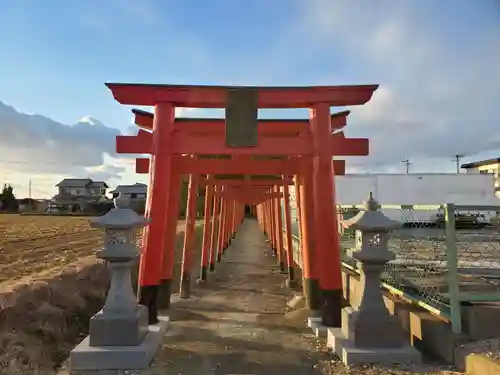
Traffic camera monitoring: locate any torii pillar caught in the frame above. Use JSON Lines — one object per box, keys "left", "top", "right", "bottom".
{"left": 137, "top": 103, "right": 174, "bottom": 324}
{"left": 310, "top": 104, "right": 343, "bottom": 327}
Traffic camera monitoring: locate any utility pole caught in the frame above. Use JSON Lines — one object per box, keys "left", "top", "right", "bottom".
{"left": 452, "top": 154, "right": 465, "bottom": 174}
{"left": 28, "top": 179, "right": 32, "bottom": 199}
{"left": 402, "top": 159, "right": 412, "bottom": 174}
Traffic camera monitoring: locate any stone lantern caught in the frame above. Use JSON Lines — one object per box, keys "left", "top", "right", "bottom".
{"left": 326, "top": 192, "right": 421, "bottom": 367}
{"left": 71, "top": 196, "right": 169, "bottom": 371}
{"left": 87, "top": 195, "right": 150, "bottom": 346}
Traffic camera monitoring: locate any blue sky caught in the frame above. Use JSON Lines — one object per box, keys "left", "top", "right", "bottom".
{"left": 0, "top": 0, "right": 499, "bottom": 197}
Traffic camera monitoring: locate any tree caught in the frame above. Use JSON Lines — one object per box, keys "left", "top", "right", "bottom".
{"left": 1, "top": 184, "right": 17, "bottom": 212}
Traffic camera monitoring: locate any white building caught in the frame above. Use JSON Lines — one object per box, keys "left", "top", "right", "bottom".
{"left": 462, "top": 157, "right": 500, "bottom": 199}
{"left": 287, "top": 173, "right": 499, "bottom": 226}
{"left": 109, "top": 183, "right": 147, "bottom": 200}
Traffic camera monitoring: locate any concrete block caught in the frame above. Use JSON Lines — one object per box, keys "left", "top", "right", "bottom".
{"left": 307, "top": 316, "right": 328, "bottom": 338}
{"left": 409, "top": 310, "right": 466, "bottom": 363}
{"left": 70, "top": 316, "right": 169, "bottom": 371}
{"left": 464, "top": 354, "right": 500, "bottom": 375}
{"left": 464, "top": 304, "right": 500, "bottom": 341}
{"left": 89, "top": 306, "right": 149, "bottom": 346}
{"left": 327, "top": 327, "right": 422, "bottom": 367}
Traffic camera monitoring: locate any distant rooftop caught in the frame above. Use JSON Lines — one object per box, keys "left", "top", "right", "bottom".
{"left": 461, "top": 158, "right": 500, "bottom": 169}
{"left": 56, "top": 178, "right": 108, "bottom": 188}
{"left": 110, "top": 183, "right": 147, "bottom": 194}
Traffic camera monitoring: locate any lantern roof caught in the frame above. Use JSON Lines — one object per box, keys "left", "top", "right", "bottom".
{"left": 342, "top": 193, "right": 400, "bottom": 231}
{"left": 91, "top": 197, "right": 150, "bottom": 229}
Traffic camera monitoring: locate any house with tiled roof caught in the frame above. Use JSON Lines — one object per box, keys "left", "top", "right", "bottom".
{"left": 49, "top": 178, "right": 110, "bottom": 213}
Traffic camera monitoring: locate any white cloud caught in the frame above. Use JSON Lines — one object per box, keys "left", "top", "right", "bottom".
{"left": 0, "top": 101, "right": 128, "bottom": 198}
{"left": 298, "top": 0, "right": 500, "bottom": 172}
{"left": 0, "top": 102, "right": 203, "bottom": 198}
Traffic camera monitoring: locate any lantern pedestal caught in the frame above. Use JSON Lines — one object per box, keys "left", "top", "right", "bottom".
{"left": 327, "top": 327, "right": 421, "bottom": 367}
{"left": 89, "top": 305, "right": 149, "bottom": 346}
{"left": 70, "top": 316, "right": 169, "bottom": 371}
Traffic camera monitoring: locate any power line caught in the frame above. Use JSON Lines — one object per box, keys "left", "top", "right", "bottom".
{"left": 401, "top": 159, "right": 412, "bottom": 174}
{"left": 452, "top": 154, "right": 465, "bottom": 174}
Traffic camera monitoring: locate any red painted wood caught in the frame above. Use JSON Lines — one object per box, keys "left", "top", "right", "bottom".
{"left": 173, "top": 135, "right": 311, "bottom": 155}
{"left": 161, "top": 171, "right": 182, "bottom": 280}
{"left": 132, "top": 108, "right": 350, "bottom": 134}
{"left": 215, "top": 191, "right": 281, "bottom": 203}
{"left": 310, "top": 103, "right": 342, "bottom": 290}
{"left": 298, "top": 167, "right": 317, "bottom": 282}
{"left": 138, "top": 103, "right": 174, "bottom": 286}
{"left": 273, "top": 185, "right": 285, "bottom": 267}
{"left": 116, "top": 134, "right": 152, "bottom": 154}
{"left": 209, "top": 184, "right": 221, "bottom": 267}
{"left": 217, "top": 195, "right": 227, "bottom": 259}
{"left": 282, "top": 182, "right": 294, "bottom": 272}
{"left": 204, "top": 179, "right": 292, "bottom": 187}
{"left": 200, "top": 180, "right": 214, "bottom": 269}
{"left": 118, "top": 131, "right": 368, "bottom": 156}
{"left": 135, "top": 156, "right": 347, "bottom": 176}
{"left": 180, "top": 173, "right": 199, "bottom": 291}
{"left": 106, "top": 83, "right": 378, "bottom": 108}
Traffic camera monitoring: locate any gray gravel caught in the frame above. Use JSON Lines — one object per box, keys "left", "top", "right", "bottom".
{"left": 458, "top": 337, "right": 500, "bottom": 362}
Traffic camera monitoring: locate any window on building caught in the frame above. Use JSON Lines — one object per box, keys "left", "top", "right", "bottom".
{"left": 130, "top": 193, "right": 138, "bottom": 199}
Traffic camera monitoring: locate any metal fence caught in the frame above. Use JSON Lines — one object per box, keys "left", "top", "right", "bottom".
{"left": 282, "top": 201, "right": 500, "bottom": 334}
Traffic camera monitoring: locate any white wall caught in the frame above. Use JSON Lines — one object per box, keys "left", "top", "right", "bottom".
{"left": 334, "top": 174, "right": 498, "bottom": 205}
{"left": 288, "top": 173, "right": 499, "bottom": 210}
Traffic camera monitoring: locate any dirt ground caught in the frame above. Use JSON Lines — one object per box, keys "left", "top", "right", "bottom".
{"left": 0, "top": 215, "right": 103, "bottom": 290}
{"left": 64, "top": 219, "right": 462, "bottom": 375}
{"left": 0, "top": 214, "right": 202, "bottom": 375}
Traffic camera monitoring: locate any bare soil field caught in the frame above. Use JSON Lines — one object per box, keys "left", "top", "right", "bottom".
{"left": 0, "top": 215, "right": 104, "bottom": 291}
{"left": 0, "top": 215, "right": 202, "bottom": 375}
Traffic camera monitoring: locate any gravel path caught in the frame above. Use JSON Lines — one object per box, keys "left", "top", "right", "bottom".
{"left": 143, "top": 219, "right": 460, "bottom": 375}
{"left": 66, "top": 219, "right": 462, "bottom": 375}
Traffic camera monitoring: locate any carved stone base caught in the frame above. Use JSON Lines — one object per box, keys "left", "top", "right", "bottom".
{"left": 327, "top": 327, "right": 422, "bottom": 367}
{"left": 89, "top": 305, "right": 148, "bottom": 346}
{"left": 71, "top": 316, "right": 169, "bottom": 371}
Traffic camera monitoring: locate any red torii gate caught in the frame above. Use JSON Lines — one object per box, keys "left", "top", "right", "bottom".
{"left": 136, "top": 159, "right": 299, "bottom": 281}
{"left": 108, "top": 83, "right": 377, "bottom": 327}
{"left": 129, "top": 110, "right": 350, "bottom": 304}
{"left": 129, "top": 108, "right": 350, "bottom": 298}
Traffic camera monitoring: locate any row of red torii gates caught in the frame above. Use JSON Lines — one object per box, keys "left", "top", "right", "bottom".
{"left": 108, "top": 83, "right": 378, "bottom": 328}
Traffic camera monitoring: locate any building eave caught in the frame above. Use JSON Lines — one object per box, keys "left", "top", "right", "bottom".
{"left": 461, "top": 158, "right": 500, "bottom": 169}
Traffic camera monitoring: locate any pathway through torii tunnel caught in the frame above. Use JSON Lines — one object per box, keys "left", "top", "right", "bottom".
{"left": 110, "top": 83, "right": 378, "bottom": 329}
